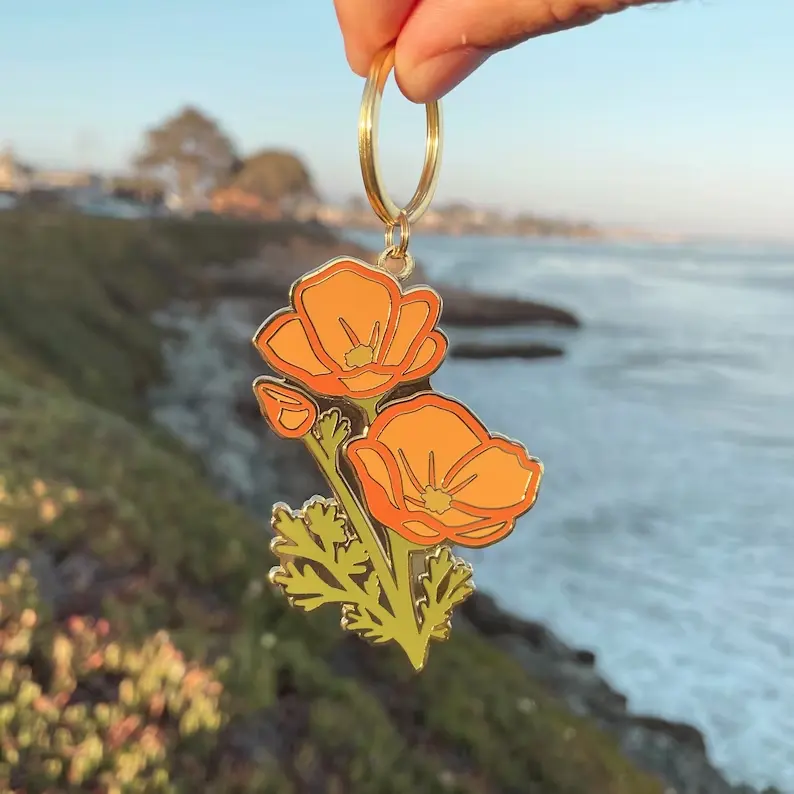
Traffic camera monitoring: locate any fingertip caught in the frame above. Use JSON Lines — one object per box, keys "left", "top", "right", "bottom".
{"left": 394, "top": 66, "right": 431, "bottom": 104}
{"left": 345, "top": 47, "right": 377, "bottom": 78}
{"left": 395, "top": 47, "right": 492, "bottom": 103}
{"left": 334, "top": 0, "right": 419, "bottom": 78}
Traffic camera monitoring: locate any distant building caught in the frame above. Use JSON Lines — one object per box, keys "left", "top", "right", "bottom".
{"left": 0, "top": 148, "right": 107, "bottom": 207}
{"left": 0, "top": 147, "right": 32, "bottom": 192}
{"left": 108, "top": 176, "right": 166, "bottom": 207}
{"left": 210, "top": 186, "right": 281, "bottom": 220}
{"left": 30, "top": 170, "right": 97, "bottom": 190}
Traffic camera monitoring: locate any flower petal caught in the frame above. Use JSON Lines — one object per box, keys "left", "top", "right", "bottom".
{"left": 338, "top": 371, "right": 395, "bottom": 396}
{"left": 428, "top": 504, "right": 484, "bottom": 528}
{"left": 254, "top": 313, "right": 333, "bottom": 379}
{"left": 280, "top": 408, "right": 312, "bottom": 432}
{"left": 346, "top": 442, "right": 402, "bottom": 510}
{"left": 380, "top": 289, "right": 439, "bottom": 366}
{"left": 371, "top": 394, "right": 488, "bottom": 491}
{"left": 400, "top": 520, "right": 443, "bottom": 544}
{"left": 452, "top": 521, "right": 513, "bottom": 548}
{"left": 445, "top": 440, "right": 543, "bottom": 513}
{"left": 293, "top": 260, "right": 400, "bottom": 371}
{"left": 347, "top": 440, "right": 440, "bottom": 547}
{"left": 404, "top": 331, "right": 447, "bottom": 377}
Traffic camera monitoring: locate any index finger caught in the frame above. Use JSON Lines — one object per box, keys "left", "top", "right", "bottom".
{"left": 333, "top": 0, "right": 418, "bottom": 76}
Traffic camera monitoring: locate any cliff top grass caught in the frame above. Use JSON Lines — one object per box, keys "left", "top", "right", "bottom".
{"left": 0, "top": 209, "right": 663, "bottom": 793}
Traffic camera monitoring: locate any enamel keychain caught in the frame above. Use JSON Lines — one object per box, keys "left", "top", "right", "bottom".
{"left": 252, "top": 46, "right": 543, "bottom": 671}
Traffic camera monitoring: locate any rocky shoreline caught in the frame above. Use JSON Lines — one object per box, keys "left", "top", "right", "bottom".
{"left": 148, "top": 241, "right": 770, "bottom": 794}
{"left": 202, "top": 223, "right": 580, "bottom": 329}
{"left": 459, "top": 593, "right": 763, "bottom": 794}
{"left": 449, "top": 342, "right": 565, "bottom": 361}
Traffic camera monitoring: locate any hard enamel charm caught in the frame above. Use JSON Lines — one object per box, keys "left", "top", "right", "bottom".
{"left": 251, "top": 49, "right": 543, "bottom": 671}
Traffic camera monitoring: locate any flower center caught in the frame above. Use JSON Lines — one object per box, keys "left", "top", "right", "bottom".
{"left": 345, "top": 344, "right": 375, "bottom": 368}
{"left": 421, "top": 486, "right": 452, "bottom": 514}
{"left": 339, "top": 318, "right": 380, "bottom": 369}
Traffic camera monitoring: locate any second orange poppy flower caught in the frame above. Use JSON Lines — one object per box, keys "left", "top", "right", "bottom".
{"left": 347, "top": 393, "right": 544, "bottom": 548}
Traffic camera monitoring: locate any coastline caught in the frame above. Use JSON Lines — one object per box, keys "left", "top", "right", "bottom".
{"left": 151, "top": 236, "right": 768, "bottom": 794}
{"left": 0, "top": 211, "right": 773, "bottom": 793}
{"left": 323, "top": 219, "right": 687, "bottom": 245}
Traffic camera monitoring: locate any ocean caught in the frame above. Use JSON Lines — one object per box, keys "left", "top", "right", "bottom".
{"left": 348, "top": 231, "right": 794, "bottom": 792}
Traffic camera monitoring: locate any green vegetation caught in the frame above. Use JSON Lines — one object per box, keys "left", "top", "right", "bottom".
{"left": 131, "top": 106, "right": 315, "bottom": 211}
{"left": 226, "top": 150, "right": 316, "bottom": 203}
{"left": 0, "top": 210, "right": 663, "bottom": 792}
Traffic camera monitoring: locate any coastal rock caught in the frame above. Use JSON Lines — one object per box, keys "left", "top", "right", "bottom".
{"left": 206, "top": 232, "right": 581, "bottom": 329}
{"left": 438, "top": 285, "right": 580, "bottom": 328}
{"left": 461, "top": 591, "right": 760, "bottom": 794}
{"left": 449, "top": 342, "right": 565, "bottom": 360}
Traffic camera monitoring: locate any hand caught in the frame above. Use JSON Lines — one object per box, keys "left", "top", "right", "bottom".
{"left": 334, "top": 0, "right": 671, "bottom": 102}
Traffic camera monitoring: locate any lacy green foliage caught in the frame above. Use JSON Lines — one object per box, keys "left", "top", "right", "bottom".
{"left": 270, "top": 501, "right": 474, "bottom": 655}
{"left": 313, "top": 409, "right": 351, "bottom": 460}
{"left": 0, "top": 561, "right": 224, "bottom": 793}
{"left": 0, "top": 213, "right": 666, "bottom": 793}
{"left": 417, "top": 547, "right": 474, "bottom": 643}
{"left": 270, "top": 500, "right": 383, "bottom": 615}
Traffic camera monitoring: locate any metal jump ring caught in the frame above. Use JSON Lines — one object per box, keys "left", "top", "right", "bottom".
{"left": 384, "top": 210, "right": 411, "bottom": 258}
{"left": 377, "top": 247, "right": 415, "bottom": 281}
{"left": 358, "top": 46, "right": 443, "bottom": 226}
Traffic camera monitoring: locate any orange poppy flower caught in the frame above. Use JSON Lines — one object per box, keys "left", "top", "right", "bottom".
{"left": 254, "top": 377, "right": 317, "bottom": 439}
{"left": 253, "top": 258, "right": 447, "bottom": 400}
{"left": 346, "top": 393, "right": 543, "bottom": 547}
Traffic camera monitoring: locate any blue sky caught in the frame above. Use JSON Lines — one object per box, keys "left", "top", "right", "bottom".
{"left": 2, "top": 1, "right": 792, "bottom": 239}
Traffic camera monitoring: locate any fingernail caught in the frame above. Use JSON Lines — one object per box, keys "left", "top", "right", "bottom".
{"left": 397, "top": 47, "right": 491, "bottom": 103}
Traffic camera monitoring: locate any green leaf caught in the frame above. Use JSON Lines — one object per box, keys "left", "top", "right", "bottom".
{"left": 315, "top": 408, "right": 351, "bottom": 458}
{"left": 418, "top": 547, "right": 475, "bottom": 641}
{"left": 341, "top": 604, "right": 393, "bottom": 644}
{"left": 270, "top": 500, "right": 394, "bottom": 636}
{"left": 335, "top": 538, "right": 369, "bottom": 575}
{"left": 363, "top": 571, "right": 381, "bottom": 602}
{"left": 271, "top": 505, "right": 312, "bottom": 552}
{"left": 271, "top": 561, "right": 346, "bottom": 612}
{"left": 304, "top": 499, "right": 348, "bottom": 550}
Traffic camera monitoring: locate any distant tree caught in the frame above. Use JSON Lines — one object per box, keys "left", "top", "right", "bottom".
{"left": 226, "top": 150, "right": 316, "bottom": 204}
{"left": 134, "top": 106, "right": 236, "bottom": 214}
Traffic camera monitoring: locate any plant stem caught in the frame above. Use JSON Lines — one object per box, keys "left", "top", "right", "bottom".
{"left": 307, "top": 396, "right": 432, "bottom": 668}
{"left": 387, "top": 531, "right": 431, "bottom": 671}
{"left": 352, "top": 396, "right": 380, "bottom": 425}
{"left": 303, "top": 433, "right": 399, "bottom": 611}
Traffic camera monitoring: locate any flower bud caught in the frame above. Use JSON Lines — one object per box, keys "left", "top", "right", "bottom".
{"left": 253, "top": 378, "right": 317, "bottom": 439}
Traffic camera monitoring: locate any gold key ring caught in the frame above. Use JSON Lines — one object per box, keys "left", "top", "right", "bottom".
{"left": 358, "top": 46, "right": 443, "bottom": 226}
